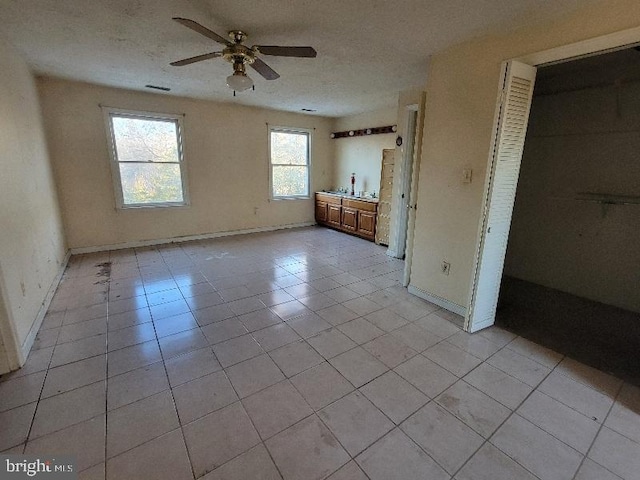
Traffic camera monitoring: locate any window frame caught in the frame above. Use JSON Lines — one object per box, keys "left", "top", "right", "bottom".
{"left": 103, "top": 107, "right": 190, "bottom": 209}
{"left": 268, "top": 126, "right": 312, "bottom": 200}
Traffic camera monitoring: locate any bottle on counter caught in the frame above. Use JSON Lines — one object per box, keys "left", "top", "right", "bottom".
{"left": 350, "top": 173, "right": 355, "bottom": 196}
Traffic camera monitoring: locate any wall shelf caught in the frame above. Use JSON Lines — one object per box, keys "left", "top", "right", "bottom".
{"left": 330, "top": 125, "right": 396, "bottom": 139}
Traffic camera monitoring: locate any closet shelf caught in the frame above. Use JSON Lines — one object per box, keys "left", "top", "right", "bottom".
{"left": 575, "top": 192, "right": 640, "bottom": 205}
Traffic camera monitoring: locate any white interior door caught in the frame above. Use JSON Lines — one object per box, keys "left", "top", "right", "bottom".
{"left": 388, "top": 106, "right": 419, "bottom": 259}
{"left": 467, "top": 60, "right": 537, "bottom": 333}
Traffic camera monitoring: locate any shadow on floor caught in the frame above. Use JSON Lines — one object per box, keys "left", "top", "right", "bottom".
{"left": 496, "top": 276, "right": 640, "bottom": 386}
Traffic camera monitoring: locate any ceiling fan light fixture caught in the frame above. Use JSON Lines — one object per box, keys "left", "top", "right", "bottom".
{"left": 171, "top": 18, "right": 316, "bottom": 91}
{"left": 226, "top": 71, "right": 253, "bottom": 91}
{"left": 226, "top": 60, "right": 253, "bottom": 92}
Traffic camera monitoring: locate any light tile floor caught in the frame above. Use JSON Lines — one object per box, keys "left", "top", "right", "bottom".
{"left": 1, "top": 226, "right": 638, "bottom": 480}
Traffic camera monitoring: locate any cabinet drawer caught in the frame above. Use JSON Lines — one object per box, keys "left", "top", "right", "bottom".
{"left": 343, "top": 198, "right": 377, "bottom": 212}
{"left": 316, "top": 193, "right": 341, "bottom": 205}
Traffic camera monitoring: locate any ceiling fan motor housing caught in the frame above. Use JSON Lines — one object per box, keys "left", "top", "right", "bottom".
{"left": 222, "top": 31, "right": 256, "bottom": 65}
{"left": 222, "top": 43, "right": 256, "bottom": 65}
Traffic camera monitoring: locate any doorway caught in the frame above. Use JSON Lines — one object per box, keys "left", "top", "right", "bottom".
{"left": 497, "top": 48, "right": 640, "bottom": 383}
{"left": 389, "top": 106, "right": 419, "bottom": 260}
{"left": 467, "top": 27, "right": 640, "bottom": 334}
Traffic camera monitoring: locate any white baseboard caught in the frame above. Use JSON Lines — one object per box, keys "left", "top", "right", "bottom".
{"left": 408, "top": 284, "right": 467, "bottom": 317}
{"left": 70, "top": 222, "right": 317, "bottom": 254}
{"left": 20, "top": 249, "right": 72, "bottom": 363}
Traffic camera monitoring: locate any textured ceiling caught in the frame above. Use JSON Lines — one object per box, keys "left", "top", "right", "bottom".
{"left": 1, "top": 0, "right": 598, "bottom": 117}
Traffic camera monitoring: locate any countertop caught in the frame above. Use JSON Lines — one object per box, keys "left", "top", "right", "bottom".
{"left": 316, "top": 191, "right": 379, "bottom": 203}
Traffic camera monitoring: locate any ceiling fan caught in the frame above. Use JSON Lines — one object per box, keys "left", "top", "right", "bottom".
{"left": 170, "top": 17, "right": 317, "bottom": 93}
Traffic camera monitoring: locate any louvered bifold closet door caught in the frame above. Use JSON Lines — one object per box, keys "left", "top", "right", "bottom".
{"left": 467, "top": 61, "right": 536, "bottom": 333}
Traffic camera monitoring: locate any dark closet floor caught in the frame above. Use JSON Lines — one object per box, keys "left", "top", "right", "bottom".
{"left": 496, "top": 276, "right": 640, "bottom": 386}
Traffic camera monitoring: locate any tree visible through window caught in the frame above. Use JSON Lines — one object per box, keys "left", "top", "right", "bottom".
{"left": 105, "top": 109, "right": 188, "bottom": 207}
{"left": 270, "top": 128, "right": 310, "bottom": 198}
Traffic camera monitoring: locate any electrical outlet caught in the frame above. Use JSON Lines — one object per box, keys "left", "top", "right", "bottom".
{"left": 441, "top": 261, "right": 451, "bottom": 275}
{"left": 462, "top": 168, "right": 473, "bottom": 184}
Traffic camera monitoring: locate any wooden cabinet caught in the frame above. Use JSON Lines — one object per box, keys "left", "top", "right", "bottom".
{"left": 315, "top": 193, "right": 378, "bottom": 241}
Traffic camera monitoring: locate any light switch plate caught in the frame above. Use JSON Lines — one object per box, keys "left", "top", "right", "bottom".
{"left": 462, "top": 168, "right": 473, "bottom": 184}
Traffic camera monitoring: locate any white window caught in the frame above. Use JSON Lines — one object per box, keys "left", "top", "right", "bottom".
{"left": 269, "top": 127, "right": 311, "bottom": 199}
{"left": 104, "top": 108, "right": 189, "bottom": 208}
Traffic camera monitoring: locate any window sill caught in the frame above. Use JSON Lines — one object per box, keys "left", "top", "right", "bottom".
{"left": 117, "top": 202, "right": 190, "bottom": 210}
{"left": 272, "top": 196, "right": 311, "bottom": 201}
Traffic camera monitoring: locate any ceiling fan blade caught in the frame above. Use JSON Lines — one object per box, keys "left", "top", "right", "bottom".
{"left": 170, "top": 52, "right": 222, "bottom": 66}
{"left": 250, "top": 58, "right": 280, "bottom": 80}
{"left": 255, "top": 46, "right": 317, "bottom": 58}
{"left": 172, "top": 17, "right": 231, "bottom": 46}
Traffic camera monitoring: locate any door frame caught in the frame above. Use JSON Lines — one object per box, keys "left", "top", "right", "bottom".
{"left": 466, "top": 26, "right": 640, "bottom": 332}
{"left": 387, "top": 104, "right": 419, "bottom": 259}
{"left": 0, "top": 263, "right": 24, "bottom": 373}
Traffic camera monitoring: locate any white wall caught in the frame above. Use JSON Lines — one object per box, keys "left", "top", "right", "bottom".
{"left": 332, "top": 107, "right": 397, "bottom": 195}
{"left": 408, "top": 1, "right": 640, "bottom": 313}
{"left": 0, "top": 42, "right": 66, "bottom": 371}
{"left": 37, "top": 78, "right": 335, "bottom": 250}
{"left": 504, "top": 82, "right": 640, "bottom": 312}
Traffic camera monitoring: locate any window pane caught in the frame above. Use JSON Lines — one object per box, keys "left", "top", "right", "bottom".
{"left": 112, "top": 116, "right": 179, "bottom": 163}
{"left": 270, "top": 131, "right": 308, "bottom": 165}
{"left": 272, "top": 166, "right": 308, "bottom": 197}
{"left": 119, "top": 163, "right": 184, "bottom": 205}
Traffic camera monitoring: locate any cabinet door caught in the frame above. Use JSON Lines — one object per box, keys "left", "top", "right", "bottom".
{"left": 342, "top": 207, "right": 358, "bottom": 232}
{"left": 315, "top": 201, "right": 328, "bottom": 224}
{"left": 358, "top": 211, "right": 377, "bottom": 239}
{"left": 328, "top": 204, "right": 342, "bottom": 227}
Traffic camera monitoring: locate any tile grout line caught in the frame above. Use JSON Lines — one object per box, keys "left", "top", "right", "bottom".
{"left": 17, "top": 301, "right": 65, "bottom": 454}
{"left": 570, "top": 381, "right": 625, "bottom": 480}
{"left": 103, "top": 251, "right": 112, "bottom": 480}
{"left": 152, "top": 245, "right": 198, "bottom": 480}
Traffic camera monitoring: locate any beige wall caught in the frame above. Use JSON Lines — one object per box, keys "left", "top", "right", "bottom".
{"left": 333, "top": 107, "right": 397, "bottom": 195}
{"left": 409, "top": 1, "right": 640, "bottom": 311}
{"left": 37, "top": 78, "right": 335, "bottom": 250}
{"left": 505, "top": 82, "right": 640, "bottom": 312}
{"left": 0, "top": 42, "right": 66, "bottom": 369}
